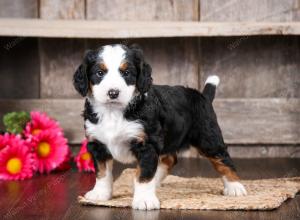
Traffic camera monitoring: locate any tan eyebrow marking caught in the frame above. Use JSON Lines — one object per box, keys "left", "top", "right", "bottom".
{"left": 99, "top": 63, "right": 108, "bottom": 71}
{"left": 119, "top": 62, "right": 128, "bottom": 72}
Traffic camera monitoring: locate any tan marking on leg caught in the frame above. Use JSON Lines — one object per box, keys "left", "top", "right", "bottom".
{"left": 209, "top": 157, "right": 239, "bottom": 181}
{"left": 96, "top": 159, "right": 112, "bottom": 179}
{"left": 160, "top": 154, "right": 177, "bottom": 172}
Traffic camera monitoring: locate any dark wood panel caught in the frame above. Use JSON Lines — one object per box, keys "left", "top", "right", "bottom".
{"left": 180, "top": 146, "right": 300, "bottom": 158}
{"left": 0, "top": 37, "right": 40, "bottom": 98}
{"left": 39, "top": 39, "right": 85, "bottom": 98}
{"left": 199, "top": 36, "right": 300, "bottom": 98}
{"left": 39, "top": 0, "right": 85, "bottom": 20}
{"left": 200, "top": 0, "right": 300, "bottom": 22}
{"left": 0, "top": 99, "right": 298, "bottom": 144}
{"left": 0, "top": 0, "right": 38, "bottom": 18}
{"left": 86, "top": 0, "right": 199, "bottom": 21}
{"left": 39, "top": 0, "right": 86, "bottom": 98}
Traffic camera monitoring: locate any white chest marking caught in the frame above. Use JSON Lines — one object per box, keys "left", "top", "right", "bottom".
{"left": 85, "top": 106, "right": 143, "bottom": 164}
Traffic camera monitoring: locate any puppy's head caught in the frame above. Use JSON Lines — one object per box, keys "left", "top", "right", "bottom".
{"left": 73, "top": 44, "right": 152, "bottom": 107}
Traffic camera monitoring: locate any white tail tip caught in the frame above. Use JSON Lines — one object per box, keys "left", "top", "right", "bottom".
{"left": 205, "top": 75, "right": 220, "bottom": 86}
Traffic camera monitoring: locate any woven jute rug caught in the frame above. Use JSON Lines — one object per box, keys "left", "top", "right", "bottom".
{"left": 78, "top": 169, "right": 300, "bottom": 210}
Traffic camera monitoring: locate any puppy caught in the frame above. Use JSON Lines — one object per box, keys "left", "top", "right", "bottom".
{"left": 73, "top": 44, "right": 247, "bottom": 210}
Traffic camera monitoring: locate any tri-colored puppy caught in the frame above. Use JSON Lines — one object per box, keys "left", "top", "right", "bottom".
{"left": 73, "top": 44, "right": 247, "bottom": 210}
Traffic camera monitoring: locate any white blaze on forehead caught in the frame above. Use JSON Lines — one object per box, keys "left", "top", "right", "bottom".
{"left": 100, "top": 45, "right": 126, "bottom": 69}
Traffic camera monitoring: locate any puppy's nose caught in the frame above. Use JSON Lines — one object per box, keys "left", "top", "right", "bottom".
{"left": 107, "top": 89, "right": 120, "bottom": 99}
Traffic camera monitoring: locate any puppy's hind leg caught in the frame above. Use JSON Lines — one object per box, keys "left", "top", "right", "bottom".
{"left": 155, "top": 154, "right": 177, "bottom": 187}
{"left": 208, "top": 151, "right": 247, "bottom": 196}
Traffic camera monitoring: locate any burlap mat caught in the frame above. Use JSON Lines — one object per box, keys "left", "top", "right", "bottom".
{"left": 78, "top": 169, "right": 300, "bottom": 210}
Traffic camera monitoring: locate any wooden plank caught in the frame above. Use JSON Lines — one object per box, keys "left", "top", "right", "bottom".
{"left": 39, "top": 0, "right": 85, "bottom": 98}
{"left": 39, "top": 0, "right": 85, "bottom": 20}
{"left": 213, "top": 99, "right": 300, "bottom": 144}
{"left": 199, "top": 36, "right": 300, "bottom": 98}
{"left": 180, "top": 146, "right": 300, "bottom": 158}
{"left": 140, "top": 38, "right": 199, "bottom": 88}
{"left": 0, "top": 19, "right": 300, "bottom": 38}
{"left": 0, "top": 37, "right": 40, "bottom": 98}
{"left": 0, "top": 0, "right": 38, "bottom": 18}
{"left": 200, "top": 0, "right": 300, "bottom": 22}
{"left": 86, "top": 0, "right": 198, "bottom": 21}
{"left": 39, "top": 39, "right": 85, "bottom": 98}
{"left": 0, "top": 99, "right": 298, "bottom": 144}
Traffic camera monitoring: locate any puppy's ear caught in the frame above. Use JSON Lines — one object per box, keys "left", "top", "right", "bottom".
{"left": 130, "top": 44, "right": 153, "bottom": 94}
{"left": 73, "top": 64, "right": 88, "bottom": 97}
{"left": 73, "top": 50, "right": 97, "bottom": 97}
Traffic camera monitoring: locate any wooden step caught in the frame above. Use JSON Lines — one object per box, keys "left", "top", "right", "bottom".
{"left": 0, "top": 98, "right": 298, "bottom": 145}
{"left": 0, "top": 19, "right": 300, "bottom": 38}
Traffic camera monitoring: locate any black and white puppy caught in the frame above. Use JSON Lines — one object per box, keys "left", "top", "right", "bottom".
{"left": 73, "top": 44, "right": 247, "bottom": 210}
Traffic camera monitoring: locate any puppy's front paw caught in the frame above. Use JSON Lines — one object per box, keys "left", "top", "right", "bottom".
{"left": 132, "top": 194, "right": 160, "bottom": 210}
{"left": 223, "top": 181, "right": 247, "bottom": 196}
{"left": 84, "top": 188, "right": 112, "bottom": 201}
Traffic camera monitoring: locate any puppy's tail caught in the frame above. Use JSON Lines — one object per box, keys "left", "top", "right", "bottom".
{"left": 203, "top": 75, "right": 220, "bottom": 103}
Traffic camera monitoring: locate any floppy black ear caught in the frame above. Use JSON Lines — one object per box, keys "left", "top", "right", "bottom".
{"left": 73, "top": 64, "right": 88, "bottom": 97}
{"left": 130, "top": 44, "right": 153, "bottom": 94}
{"left": 73, "top": 50, "right": 97, "bottom": 97}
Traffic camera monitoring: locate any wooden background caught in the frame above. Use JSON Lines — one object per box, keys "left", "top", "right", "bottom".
{"left": 0, "top": 0, "right": 299, "bottom": 158}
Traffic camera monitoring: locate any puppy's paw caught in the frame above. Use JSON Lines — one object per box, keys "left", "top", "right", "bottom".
{"left": 223, "top": 181, "right": 247, "bottom": 196}
{"left": 132, "top": 194, "right": 160, "bottom": 210}
{"left": 84, "top": 188, "right": 112, "bottom": 201}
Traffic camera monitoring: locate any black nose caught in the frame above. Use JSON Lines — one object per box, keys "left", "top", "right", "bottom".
{"left": 108, "top": 89, "right": 120, "bottom": 99}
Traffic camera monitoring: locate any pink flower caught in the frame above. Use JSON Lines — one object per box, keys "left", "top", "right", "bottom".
{"left": 0, "top": 134, "right": 35, "bottom": 180}
{"left": 0, "top": 133, "right": 10, "bottom": 151}
{"left": 75, "top": 139, "right": 95, "bottom": 172}
{"left": 24, "top": 111, "right": 63, "bottom": 140}
{"left": 31, "top": 130, "right": 69, "bottom": 174}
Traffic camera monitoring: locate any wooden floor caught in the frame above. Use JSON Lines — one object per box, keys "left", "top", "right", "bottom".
{"left": 0, "top": 158, "right": 299, "bottom": 220}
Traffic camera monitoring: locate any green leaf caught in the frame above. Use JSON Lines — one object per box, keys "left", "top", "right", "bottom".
{"left": 3, "top": 111, "right": 31, "bottom": 134}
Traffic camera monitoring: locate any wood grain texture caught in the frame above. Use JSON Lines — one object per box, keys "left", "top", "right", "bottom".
{"left": 39, "top": 39, "right": 84, "bottom": 98}
{"left": 180, "top": 146, "right": 300, "bottom": 158}
{"left": 0, "top": 0, "right": 37, "bottom": 18}
{"left": 39, "top": 0, "right": 85, "bottom": 98}
{"left": 0, "top": 99, "right": 298, "bottom": 145}
{"left": 39, "top": 0, "right": 85, "bottom": 20}
{"left": 0, "top": 37, "right": 40, "bottom": 98}
{"left": 1, "top": 19, "right": 300, "bottom": 38}
{"left": 200, "top": 36, "right": 300, "bottom": 98}
{"left": 200, "top": 0, "right": 300, "bottom": 22}
{"left": 86, "top": 0, "right": 199, "bottom": 21}
{"left": 142, "top": 38, "right": 199, "bottom": 88}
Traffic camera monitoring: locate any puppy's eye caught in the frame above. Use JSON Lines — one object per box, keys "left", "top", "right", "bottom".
{"left": 123, "top": 70, "right": 130, "bottom": 77}
{"left": 96, "top": 70, "right": 104, "bottom": 78}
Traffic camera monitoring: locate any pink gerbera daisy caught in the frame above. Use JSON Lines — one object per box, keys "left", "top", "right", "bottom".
{"left": 32, "top": 130, "right": 69, "bottom": 174}
{"left": 0, "top": 133, "right": 10, "bottom": 151}
{"left": 24, "top": 111, "right": 63, "bottom": 139}
{"left": 75, "top": 139, "right": 95, "bottom": 172}
{"left": 0, "top": 135, "right": 35, "bottom": 180}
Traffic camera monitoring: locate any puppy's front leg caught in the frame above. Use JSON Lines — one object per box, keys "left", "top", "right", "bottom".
{"left": 131, "top": 141, "right": 159, "bottom": 210}
{"left": 84, "top": 141, "right": 113, "bottom": 201}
